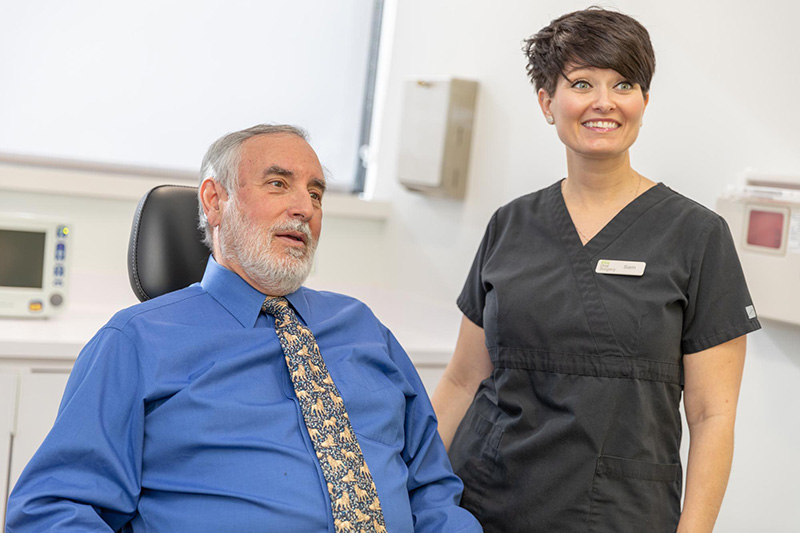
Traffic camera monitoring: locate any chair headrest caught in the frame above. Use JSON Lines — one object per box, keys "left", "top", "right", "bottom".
{"left": 128, "top": 184, "right": 210, "bottom": 302}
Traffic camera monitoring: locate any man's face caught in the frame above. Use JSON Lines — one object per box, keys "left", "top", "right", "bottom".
{"left": 216, "top": 133, "right": 326, "bottom": 296}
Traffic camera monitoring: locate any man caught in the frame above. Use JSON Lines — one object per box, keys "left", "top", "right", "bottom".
{"left": 6, "top": 124, "right": 481, "bottom": 532}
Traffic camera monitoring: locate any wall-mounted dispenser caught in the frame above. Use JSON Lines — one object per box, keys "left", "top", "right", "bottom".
{"left": 396, "top": 78, "right": 478, "bottom": 199}
{"left": 716, "top": 173, "right": 800, "bottom": 326}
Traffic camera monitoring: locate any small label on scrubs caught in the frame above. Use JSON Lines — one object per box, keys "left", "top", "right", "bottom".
{"left": 746, "top": 305, "right": 757, "bottom": 319}
{"left": 595, "top": 259, "right": 646, "bottom": 276}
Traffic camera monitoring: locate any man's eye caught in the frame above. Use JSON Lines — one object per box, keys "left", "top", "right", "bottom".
{"left": 310, "top": 191, "right": 322, "bottom": 202}
{"left": 268, "top": 180, "right": 285, "bottom": 188}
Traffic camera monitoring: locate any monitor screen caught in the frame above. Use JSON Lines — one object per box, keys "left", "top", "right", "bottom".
{"left": 746, "top": 209, "right": 785, "bottom": 249}
{"left": 0, "top": 228, "right": 46, "bottom": 288}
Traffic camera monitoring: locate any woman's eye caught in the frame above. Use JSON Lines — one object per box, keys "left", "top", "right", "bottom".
{"left": 616, "top": 81, "right": 634, "bottom": 90}
{"left": 572, "top": 81, "right": 591, "bottom": 89}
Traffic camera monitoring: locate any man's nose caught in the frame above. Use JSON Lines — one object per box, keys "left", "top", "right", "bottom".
{"left": 288, "top": 190, "right": 314, "bottom": 221}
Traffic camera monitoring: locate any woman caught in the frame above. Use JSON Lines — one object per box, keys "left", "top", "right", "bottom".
{"left": 432, "top": 8, "right": 760, "bottom": 533}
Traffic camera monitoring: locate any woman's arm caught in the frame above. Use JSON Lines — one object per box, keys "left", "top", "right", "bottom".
{"left": 678, "top": 335, "right": 746, "bottom": 532}
{"left": 432, "top": 315, "right": 494, "bottom": 450}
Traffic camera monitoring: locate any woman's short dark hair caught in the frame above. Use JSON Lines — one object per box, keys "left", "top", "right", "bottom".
{"left": 522, "top": 7, "right": 655, "bottom": 96}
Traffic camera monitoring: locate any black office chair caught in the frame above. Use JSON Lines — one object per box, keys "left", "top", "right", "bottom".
{"left": 128, "top": 184, "right": 210, "bottom": 302}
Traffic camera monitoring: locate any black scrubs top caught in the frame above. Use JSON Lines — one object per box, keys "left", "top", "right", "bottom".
{"left": 450, "top": 181, "right": 761, "bottom": 533}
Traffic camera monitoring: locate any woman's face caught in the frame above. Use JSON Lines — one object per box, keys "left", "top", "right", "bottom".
{"left": 538, "top": 65, "right": 649, "bottom": 162}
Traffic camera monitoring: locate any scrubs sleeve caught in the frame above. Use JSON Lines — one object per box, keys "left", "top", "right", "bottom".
{"left": 681, "top": 215, "right": 761, "bottom": 354}
{"left": 6, "top": 327, "right": 145, "bottom": 532}
{"left": 457, "top": 211, "right": 499, "bottom": 328}
{"left": 384, "top": 331, "right": 482, "bottom": 532}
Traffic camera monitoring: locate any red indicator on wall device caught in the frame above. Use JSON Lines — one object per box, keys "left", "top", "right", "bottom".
{"left": 747, "top": 209, "right": 784, "bottom": 249}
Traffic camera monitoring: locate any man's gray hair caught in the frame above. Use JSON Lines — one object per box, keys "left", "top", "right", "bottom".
{"left": 197, "top": 124, "right": 308, "bottom": 249}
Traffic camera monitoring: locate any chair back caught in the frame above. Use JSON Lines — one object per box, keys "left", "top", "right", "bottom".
{"left": 128, "top": 184, "right": 210, "bottom": 302}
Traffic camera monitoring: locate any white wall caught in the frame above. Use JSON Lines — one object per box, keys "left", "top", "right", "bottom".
{"left": 366, "top": 0, "right": 800, "bottom": 530}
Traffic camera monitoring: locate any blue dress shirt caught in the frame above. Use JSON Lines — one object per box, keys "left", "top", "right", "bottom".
{"left": 6, "top": 258, "right": 481, "bottom": 532}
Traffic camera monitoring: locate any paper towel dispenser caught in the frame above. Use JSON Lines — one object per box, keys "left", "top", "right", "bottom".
{"left": 396, "top": 78, "right": 478, "bottom": 199}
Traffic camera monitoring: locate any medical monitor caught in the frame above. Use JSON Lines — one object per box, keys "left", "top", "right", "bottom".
{"left": 0, "top": 214, "right": 71, "bottom": 318}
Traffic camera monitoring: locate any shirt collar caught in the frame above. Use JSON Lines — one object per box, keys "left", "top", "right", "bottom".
{"left": 200, "top": 255, "right": 313, "bottom": 328}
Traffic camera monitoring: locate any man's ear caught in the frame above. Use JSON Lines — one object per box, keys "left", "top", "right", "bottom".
{"left": 200, "top": 178, "right": 228, "bottom": 229}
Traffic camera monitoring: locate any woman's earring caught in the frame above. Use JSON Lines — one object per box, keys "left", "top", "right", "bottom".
{"left": 546, "top": 115, "right": 555, "bottom": 125}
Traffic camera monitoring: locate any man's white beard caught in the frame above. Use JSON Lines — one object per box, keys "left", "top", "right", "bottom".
{"left": 218, "top": 195, "right": 317, "bottom": 296}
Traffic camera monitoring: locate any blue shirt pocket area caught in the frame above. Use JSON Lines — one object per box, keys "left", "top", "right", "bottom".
{"left": 587, "top": 455, "right": 681, "bottom": 533}
{"left": 333, "top": 357, "right": 406, "bottom": 447}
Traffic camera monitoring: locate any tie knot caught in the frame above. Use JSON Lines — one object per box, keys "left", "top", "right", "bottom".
{"left": 261, "top": 296, "right": 290, "bottom": 318}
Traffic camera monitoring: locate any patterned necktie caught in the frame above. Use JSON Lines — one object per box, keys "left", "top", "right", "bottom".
{"left": 262, "top": 297, "right": 387, "bottom": 533}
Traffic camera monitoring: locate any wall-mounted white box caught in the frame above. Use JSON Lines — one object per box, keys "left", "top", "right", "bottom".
{"left": 716, "top": 174, "right": 800, "bottom": 326}
{"left": 396, "top": 78, "right": 478, "bottom": 199}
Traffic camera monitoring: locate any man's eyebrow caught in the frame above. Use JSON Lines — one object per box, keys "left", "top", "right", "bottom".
{"left": 311, "top": 178, "right": 327, "bottom": 193}
{"left": 263, "top": 165, "right": 326, "bottom": 192}
{"left": 264, "top": 165, "right": 293, "bottom": 177}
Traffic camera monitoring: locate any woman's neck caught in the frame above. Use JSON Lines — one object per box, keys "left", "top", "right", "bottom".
{"left": 563, "top": 150, "right": 640, "bottom": 206}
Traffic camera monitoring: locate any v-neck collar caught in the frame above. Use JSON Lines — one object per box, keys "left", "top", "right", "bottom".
{"left": 543, "top": 180, "right": 671, "bottom": 356}
{"left": 548, "top": 180, "right": 670, "bottom": 259}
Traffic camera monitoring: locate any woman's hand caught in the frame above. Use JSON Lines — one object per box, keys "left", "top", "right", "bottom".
{"left": 432, "top": 315, "right": 494, "bottom": 450}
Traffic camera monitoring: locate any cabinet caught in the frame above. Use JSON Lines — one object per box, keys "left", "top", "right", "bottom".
{"left": 1, "top": 373, "right": 16, "bottom": 527}
{"left": 0, "top": 307, "right": 109, "bottom": 527}
{"left": 1, "top": 364, "right": 72, "bottom": 527}
{"left": 9, "top": 372, "right": 72, "bottom": 488}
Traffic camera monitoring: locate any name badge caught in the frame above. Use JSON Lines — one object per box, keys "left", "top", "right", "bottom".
{"left": 595, "top": 259, "right": 646, "bottom": 277}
